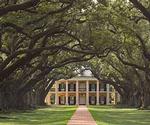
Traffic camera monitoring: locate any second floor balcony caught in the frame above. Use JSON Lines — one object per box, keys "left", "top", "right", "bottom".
{"left": 56, "top": 82, "right": 109, "bottom": 92}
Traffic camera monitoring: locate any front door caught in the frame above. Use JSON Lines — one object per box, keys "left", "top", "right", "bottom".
{"left": 79, "top": 94, "right": 86, "bottom": 105}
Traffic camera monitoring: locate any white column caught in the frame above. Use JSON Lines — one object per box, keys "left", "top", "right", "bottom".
{"left": 114, "top": 89, "right": 120, "bottom": 105}
{"left": 117, "top": 92, "right": 121, "bottom": 103}
{"left": 96, "top": 80, "right": 99, "bottom": 105}
{"left": 86, "top": 80, "right": 89, "bottom": 105}
{"left": 49, "top": 93, "right": 51, "bottom": 105}
{"left": 106, "top": 84, "right": 110, "bottom": 105}
{"left": 66, "top": 81, "right": 69, "bottom": 105}
{"left": 76, "top": 80, "right": 79, "bottom": 105}
{"left": 46, "top": 93, "right": 51, "bottom": 105}
{"left": 55, "top": 82, "right": 59, "bottom": 105}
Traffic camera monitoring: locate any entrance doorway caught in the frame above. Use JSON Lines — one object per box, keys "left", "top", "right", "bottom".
{"left": 79, "top": 93, "right": 86, "bottom": 105}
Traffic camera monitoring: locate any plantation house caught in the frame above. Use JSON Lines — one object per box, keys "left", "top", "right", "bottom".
{"left": 45, "top": 76, "right": 120, "bottom": 105}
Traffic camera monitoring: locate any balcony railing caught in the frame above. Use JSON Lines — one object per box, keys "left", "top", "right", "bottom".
{"left": 79, "top": 88, "right": 86, "bottom": 91}
{"left": 59, "top": 88, "right": 66, "bottom": 91}
{"left": 90, "top": 88, "right": 96, "bottom": 91}
{"left": 57, "top": 88, "right": 108, "bottom": 92}
{"left": 100, "top": 88, "right": 106, "bottom": 91}
{"left": 69, "top": 88, "right": 76, "bottom": 91}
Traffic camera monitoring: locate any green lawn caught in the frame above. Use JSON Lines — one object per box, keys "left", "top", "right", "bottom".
{"left": 0, "top": 106, "right": 76, "bottom": 125}
{"left": 89, "top": 106, "right": 150, "bottom": 125}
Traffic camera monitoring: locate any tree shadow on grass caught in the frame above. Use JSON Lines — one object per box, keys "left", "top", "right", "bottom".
{"left": 89, "top": 106, "right": 150, "bottom": 125}
{"left": 0, "top": 116, "right": 17, "bottom": 120}
{"left": 0, "top": 106, "right": 76, "bottom": 125}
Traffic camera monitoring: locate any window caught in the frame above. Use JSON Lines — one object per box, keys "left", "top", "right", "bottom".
{"left": 69, "top": 83, "right": 75, "bottom": 91}
{"left": 50, "top": 94, "right": 55, "bottom": 104}
{"left": 79, "top": 83, "right": 86, "bottom": 91}
{"left": 90, "top": 96, "right": 96, "bottom": 105}
{"left": 69, "top": 96, "right": 75, "bottom": 105}
{"left": 100, "top": 83, "right": 106, "bottom": 91}
{"left": 91, "top": 84, "right": 96, "bottom": 91}
{"left": 59, "top": 83, "right": 66, "bottom": 91}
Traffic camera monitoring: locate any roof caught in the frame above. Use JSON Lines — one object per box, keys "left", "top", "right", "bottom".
{"left": 59, "top": 76, "right": 98, "bottom": 81}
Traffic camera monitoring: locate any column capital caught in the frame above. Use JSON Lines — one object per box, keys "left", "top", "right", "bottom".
{"left": 66, "top": 80, "right": 68, "bottom": 84}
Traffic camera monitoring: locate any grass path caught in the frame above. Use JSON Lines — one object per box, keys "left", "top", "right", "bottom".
{"left": 88, "top": 106, "right": 150, "bottom": 125}
{"left": 0, "top": 106, "right": 76, "bottom": 125}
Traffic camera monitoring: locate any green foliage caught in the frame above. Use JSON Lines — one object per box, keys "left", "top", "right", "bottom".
{"left": 0, "top": 0, "right": 150, "bottom": 108}
{"left": 89, "top": 106, "right": 150, "bottom": 125}
{"left": 0, "top": 106, "right": 76, "bottom": 125}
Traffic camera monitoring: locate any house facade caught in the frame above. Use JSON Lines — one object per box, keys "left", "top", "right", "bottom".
{"left": 45, "top": 76, "right": 120, "bottom": 105}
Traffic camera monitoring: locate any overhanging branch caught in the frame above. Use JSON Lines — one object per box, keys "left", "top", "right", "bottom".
{"left": 0, "top": 0, "right": 40, "bottom": 16}
{"left": 129, "top": 0, "right": 150, "bottom": 22}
